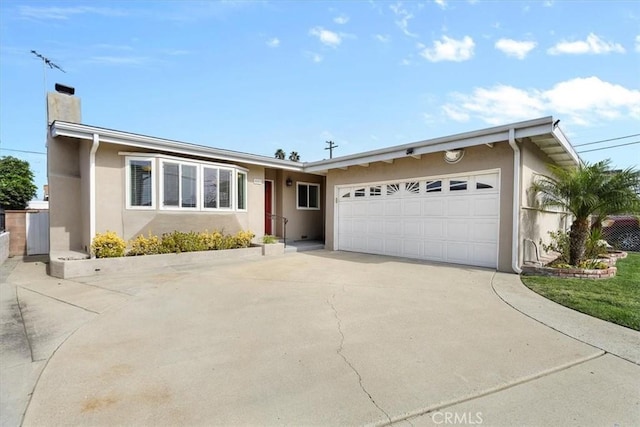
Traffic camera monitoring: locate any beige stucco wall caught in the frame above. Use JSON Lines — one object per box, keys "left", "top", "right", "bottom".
{"left": 93, "top": 145, "right": 267, "bottom": 242}
{"left": 520, "top": 141, "right": 569, "bottom": 263}
{"left": 263, "top": 169, "right": 325, "bottom": 242}
{"left": 48, "top": 135, "right": 84, "bottom": 253}
{"left": 324, "top": 143, "right": 516, "bottom": 272}
{"left": 281, "top": 171, "right": 324, "bottom": 241}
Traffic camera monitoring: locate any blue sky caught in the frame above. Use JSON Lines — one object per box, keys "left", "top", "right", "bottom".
{"left": 1, "top": 0, "right": 639, "bottom": 199}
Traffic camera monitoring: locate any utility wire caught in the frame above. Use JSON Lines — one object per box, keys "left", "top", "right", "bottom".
{"left": 0, "top": 148, "right": 47, "bottom": 155}
{"left": 577, "top": 140, "right": 640, "bottom": 154}
{"left": 573, "top": 133, "right": 640, "bottom": 147}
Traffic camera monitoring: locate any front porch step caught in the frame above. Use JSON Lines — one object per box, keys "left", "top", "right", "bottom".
{"left": 282, "top": 240, "right": 325, "bottom": 253}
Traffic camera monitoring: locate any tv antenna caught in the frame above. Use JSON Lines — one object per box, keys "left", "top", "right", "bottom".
{"left": 31, "top": 50, "right": 66, "bottom": 128}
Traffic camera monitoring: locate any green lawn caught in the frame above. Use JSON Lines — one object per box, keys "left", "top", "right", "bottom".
{"left": 521, "top": 252, "right": 640, "bottom": 331}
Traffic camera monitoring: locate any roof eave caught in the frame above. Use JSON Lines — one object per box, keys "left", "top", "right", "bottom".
{"left": 304, "top": 116, "right": 558, "bottom": 173}
{"left": 50, "top": 121, "right": 306, "bottom": 172}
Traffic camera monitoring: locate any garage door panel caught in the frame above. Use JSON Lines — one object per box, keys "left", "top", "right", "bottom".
{"left": 423, "top": 199, "right": 445, "bottom": 216}
{"left": 447, "top": 198, "right": 470, "bottom": 216}
{"left": 336, "top": 171, "right": 499, "bottom": 268}
{"left": 352, "top": 236, "right": 367, "bottom": 252}
{"left": 385, "top": 239, "right": 402, "bottom": 256}
{"left": 339, "top": 203, "right": 353, "bottom": 217}
{"left": 368, "top": 237, "right": 384, "bottom": 253}
{"left": 403, "top": 240, "right": 422, "bottom": 258}
{"left": 403, "top": 219, "right": 422, "bottom": 237}
{"left": 384, "top": 220, "right": 402, "bottom": 237}
{"left": 368, "top": 201, "right": 385, "bottom": 216}
{"left": 473, "top": 196, "right": 499, "bottom": 216}
{"left": 446, "top": 220, "right": 469, "bottom": 241}
{"left": 424, "top": 241, "right": 444, "bottom": 260}
{"left": 424, "top": 219, "right": 445, "bottom": 239}
{"left": 471, "top": 221, "right": 498, "bottom": 242}
{"left": 385, "top": 202, "right": 402, "bottom": 216}
{"left": 446, "top": 242, "right": 470, "bottom": 264}
{"left": 402, "top": 199, "right": 422, "bottom": 216}
{"left": 472, "top": 243, "right": 498, "bottom": 267}
{"left": 353, "top": 203, "right": 370, "bottom": 216}
{"left": 353, "top": 220, "right": 368, "bottom": 234}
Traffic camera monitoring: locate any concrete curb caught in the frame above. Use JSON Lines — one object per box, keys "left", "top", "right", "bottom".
{"left": 491, "top": 272, "right": 640, "bottom": 365}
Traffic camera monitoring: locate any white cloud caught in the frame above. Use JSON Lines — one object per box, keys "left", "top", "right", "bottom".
{"left": 266, "top": 37, "right": 280, "bottom": 48}
{"left": 635, "top": 35, "right": 640, "bottom": 52}
{"left": 334, "top": 14, "right": 349, "bottom": 25}
{"left": 441, "top": 77, "right": 640, "bottom": 126}
{"left": 543, "top": 1, "right": 554, "bottom": 7}
{"left": 18, "top": 5, "right": 125, "bottom": 20}
{"left": 87, "top": 56, "right": 150, "bottom": 66}
{"left": 374, "top": 34, "right": 391, "bottom": 43}
{"left": 548, "top": 33, "right": 625, "bottom": 55}
{"left": 309, "top": 27, "right": 342, "bottom": 47}
{"left": 434, "top": 0, "right": 447, "bottom": 9}
{"left": 304, "top": 51, "right": 323, "bottom": 63}
{"left": 420, "top": 36, "right": 475, "bottom": 62}
{"left": 390, "top": 3, "right": 417, "bottom": 37}
{"left": 495, "top": 38, "right": 537, "bottom": 59}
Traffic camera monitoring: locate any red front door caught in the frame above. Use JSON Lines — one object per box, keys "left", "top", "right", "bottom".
{"left": 265, "top": 181, "right": 273, "bottom": 235}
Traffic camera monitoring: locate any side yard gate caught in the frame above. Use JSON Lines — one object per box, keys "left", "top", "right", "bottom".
{"left": 27, "top": 211, "right": 49, "bottom": 255}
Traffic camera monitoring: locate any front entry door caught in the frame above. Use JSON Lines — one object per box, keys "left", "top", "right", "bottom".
{"left": 265, "top": 180, "right": 273, "bottom": 235}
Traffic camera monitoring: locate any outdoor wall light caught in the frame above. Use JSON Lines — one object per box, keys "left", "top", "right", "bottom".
{"left": 444, "top": 149, "right": 464, "bottom": 164}
{"left": 286, "top": 177, "right": 293, "bottom": 187}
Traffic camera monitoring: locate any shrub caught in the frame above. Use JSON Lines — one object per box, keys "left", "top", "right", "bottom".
{"left": 128, "top": 232, "right": 162, "bottom": 256}
{"left": 119, "top": 229, "right": 255, "bottom": 256}
{"left": 262, "top": 234, "right": 278, "bottom": 244}
{"left": 234, "top": 230, "right": 255, "bottom": 248}
{"left": 91, "top": 231, "right": 126, "bottom": 258}
{"left": 542, "top": 228, "right": 608, "bottom": 268}
{"left": 160, "top": 231, "right": 207, "bottom": 253}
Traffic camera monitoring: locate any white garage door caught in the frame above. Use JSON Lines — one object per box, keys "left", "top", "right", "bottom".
{"left": 336, "top": 171, "right": 500, "bottom": 268}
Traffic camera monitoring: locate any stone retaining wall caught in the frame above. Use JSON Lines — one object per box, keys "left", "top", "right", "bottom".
{"left": 521, "top": 251, "right": 627, "bottom": 279}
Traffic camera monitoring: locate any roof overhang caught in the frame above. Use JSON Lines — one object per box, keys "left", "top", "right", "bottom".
{"left": 50, "top": 121, "right": 306, "bottom": 172}
{"left": 304, "top": 116, "right": 581, "bottom": 173}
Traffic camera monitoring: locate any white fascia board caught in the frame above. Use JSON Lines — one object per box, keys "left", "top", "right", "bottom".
{"left": 304, "top": 117, "right": 557, "bottom": 173}
{"left": 551, "top": 126, "right": 581, "bottom": 166}
{"left": 51, "top": 121, "right": 305, "bottom": 172}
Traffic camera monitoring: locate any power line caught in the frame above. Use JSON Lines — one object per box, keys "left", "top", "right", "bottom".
{"left": 573, "top": 133, "right": 640, "bottom": 147}
{"left": 0, "top": 148, "right": 47, "bottom": 155}
{"left": 577, "top": 140, "right": 640, "bottom": 154}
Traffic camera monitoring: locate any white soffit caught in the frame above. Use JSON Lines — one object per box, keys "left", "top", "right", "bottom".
{"left": 304, "top": 116, "right": 581, "bottom": 172}
{"left": 50, "top": 121, "right": 306, "bottom": 172}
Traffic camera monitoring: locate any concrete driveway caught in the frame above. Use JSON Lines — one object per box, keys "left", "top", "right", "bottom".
{"left": 2, "top": 251, "right": 639, "bottom": 426}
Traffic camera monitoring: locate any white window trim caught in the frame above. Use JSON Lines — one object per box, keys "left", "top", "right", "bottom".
{"left": 125, "top": 156, "right": 156, "bottom": 210}
{"left": 160, "top": 159, "right": 200, "bottom": 211}
{"left": 201, "top": 165, "right": 235, "bottom": 211}
{"left": 236, "top": 170, "right": 248, "bottom": 212}
{"left": 121, "top": 152, "right": 250, "bottom": 213}
{"left": 297, "top": 182, "right": 321, "bottom": 210}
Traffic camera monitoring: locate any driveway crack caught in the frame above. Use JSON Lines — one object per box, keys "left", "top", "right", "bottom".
{"left": 327, "top": 294, "right": 392, "bottom": 424}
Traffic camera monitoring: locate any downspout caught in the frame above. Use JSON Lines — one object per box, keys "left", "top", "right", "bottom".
{"left": 508, "top": 128, "right": 522, "bottom": 273}
{"left": 89, "top": 133, "right": 100, "bottom": 258}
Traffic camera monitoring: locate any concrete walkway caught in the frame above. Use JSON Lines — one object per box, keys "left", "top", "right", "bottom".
{"left": 1, "top": 251, "right": 638, "bottom": 426}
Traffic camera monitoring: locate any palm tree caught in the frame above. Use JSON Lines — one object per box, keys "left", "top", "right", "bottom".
{"left": 531, "top": 160, "right": 640, "bottom": 266}
{"left": 274, "top": 149, "right": 286, "bottom": 160}
{"left": 289, "top": 151, "right": 300, "bottom": 162}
